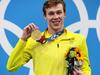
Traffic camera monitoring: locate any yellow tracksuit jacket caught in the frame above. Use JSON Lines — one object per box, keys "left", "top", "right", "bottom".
{"left": 6, "top": 29, "right": 91, "bottom": 75}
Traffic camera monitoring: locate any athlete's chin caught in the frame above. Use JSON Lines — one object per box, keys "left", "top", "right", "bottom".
{"left": 52, "top": 26, "right": 62, "bottom": 31}
{"left": 50, "top": 23, "right": 63, "bottom": 30}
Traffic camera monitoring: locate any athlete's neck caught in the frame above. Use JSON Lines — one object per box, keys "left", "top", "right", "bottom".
{"left": 47, "top": 27, "right": 64, "bottom": 35}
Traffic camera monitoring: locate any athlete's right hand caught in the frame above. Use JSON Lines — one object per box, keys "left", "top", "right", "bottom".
{"left": 21, "top": 23, "right": 38, "bottom": 41}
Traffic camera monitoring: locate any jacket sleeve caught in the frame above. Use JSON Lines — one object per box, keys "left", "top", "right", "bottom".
{"left": 6, "top": 38, "right": 32, "bottom": 72}
{"left": 79, "top": 36, "right": 91, "bottom": 75}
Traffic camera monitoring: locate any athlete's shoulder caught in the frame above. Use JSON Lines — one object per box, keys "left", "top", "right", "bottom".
{"left": 66, "top": 29, "right": 86, "bottom": 39}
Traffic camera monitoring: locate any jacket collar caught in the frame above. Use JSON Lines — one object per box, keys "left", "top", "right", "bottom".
{"left": 42, "top": 28, "right": 75, "bottom": 41}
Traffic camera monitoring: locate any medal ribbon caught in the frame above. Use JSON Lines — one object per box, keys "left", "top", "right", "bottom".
{"left": 37, "top": 29, "right": 64, "bottom": 44}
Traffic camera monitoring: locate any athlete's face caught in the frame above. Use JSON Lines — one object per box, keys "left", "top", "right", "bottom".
{"left": 44, "top": 3, "right": 66, "bottom": 31}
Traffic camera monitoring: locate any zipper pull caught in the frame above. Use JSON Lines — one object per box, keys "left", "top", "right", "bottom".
{"left": 57, "top": 43, "right": 59, "bottom": 48}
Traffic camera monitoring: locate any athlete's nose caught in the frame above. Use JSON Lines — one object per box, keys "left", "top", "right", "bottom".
{"left": 52, "top": 12, "right": 59, "bottom": 19}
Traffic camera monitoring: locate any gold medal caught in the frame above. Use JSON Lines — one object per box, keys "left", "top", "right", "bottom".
{"left": 31, "top": 29, "right": 42, "bottom": 40}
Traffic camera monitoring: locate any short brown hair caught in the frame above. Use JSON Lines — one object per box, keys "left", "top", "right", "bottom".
{"left": 43, "top": 0, "right": 66, "bottom": 16}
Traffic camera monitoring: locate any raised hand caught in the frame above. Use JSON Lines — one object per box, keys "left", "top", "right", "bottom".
{"left": 21, "top": 23, "right": 38, "bottom": 41}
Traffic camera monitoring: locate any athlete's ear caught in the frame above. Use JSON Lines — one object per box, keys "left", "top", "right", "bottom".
{"left": 64, "top": 12, "right": 66, "bottom": 17}
{"left": 44, "top": 15, "right": 47, "bottom": 20}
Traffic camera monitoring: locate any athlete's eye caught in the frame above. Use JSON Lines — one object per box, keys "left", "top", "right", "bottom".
{"left": 48, "top": 11, "right": 55, "bottom": 16}
{"left": 56, "top": 10, "right": 62, "bottom": 15}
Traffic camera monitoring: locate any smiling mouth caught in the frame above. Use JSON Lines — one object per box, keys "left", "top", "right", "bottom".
{"left": 52, "top": 20, "right": 61, "bottom": 24}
